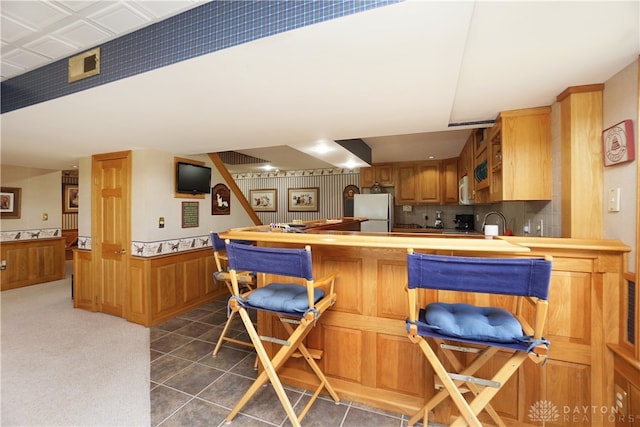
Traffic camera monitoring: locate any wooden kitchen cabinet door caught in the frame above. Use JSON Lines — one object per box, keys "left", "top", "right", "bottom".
{"left": 441, "top": 157, "right": 458, "bottom": 204}
{"left": 396, "top": 162, "right": 441, "bottom": 204}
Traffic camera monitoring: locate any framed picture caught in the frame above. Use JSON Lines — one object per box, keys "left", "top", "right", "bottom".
{"left": 603, "top": 119, "right": 635, "bottom": 166}
{"left": 63, "top": 184, "right": 79, "bottom": 213}
{"left": 249, "top": 189, "right": 277, "bottom": 212}
{"left": 288, "top": 187, "right": 319, "bottom": 212}
{"left": 211, "top": 183, "right": 230, "bottom": 215}
{"left": 343, "top": 184, "right": 360, "bottom": 217}
{"left": 0, "top": 187, "right": 21, "bottom": 219}
{"left": 182, "top": 201, "right": 199, "bottom": 228}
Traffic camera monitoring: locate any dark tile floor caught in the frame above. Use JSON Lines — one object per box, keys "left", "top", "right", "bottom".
{"left": 150, "top": 296, "right": 418, "bottom": 427}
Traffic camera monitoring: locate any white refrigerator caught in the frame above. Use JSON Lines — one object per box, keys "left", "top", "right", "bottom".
{"left": 353, "top": 193, "right": 394, "bottom": 232}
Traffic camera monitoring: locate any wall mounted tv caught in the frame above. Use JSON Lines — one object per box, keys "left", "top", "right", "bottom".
{"left": 176, "top": 162, "right": 211, "bottom": 194}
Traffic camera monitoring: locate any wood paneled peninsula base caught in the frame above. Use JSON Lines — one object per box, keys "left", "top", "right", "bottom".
{"left": 221, "top": 227, "right": 630, "bottom": 427}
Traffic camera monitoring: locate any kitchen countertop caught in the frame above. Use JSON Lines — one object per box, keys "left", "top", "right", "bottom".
{"left": 221, "top": 226, "right": 526, "bottom": 252}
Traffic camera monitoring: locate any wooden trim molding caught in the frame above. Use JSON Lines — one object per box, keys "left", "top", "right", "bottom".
{"left": 208, "top": 152, "right": 262, "bottom": 225}
{"left": 556, "top": 83, "right": 605, "bottom": 102}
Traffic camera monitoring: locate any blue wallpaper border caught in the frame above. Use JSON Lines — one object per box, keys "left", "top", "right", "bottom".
{"left": 2, "top": 0, "right": 399, "bottom": 114}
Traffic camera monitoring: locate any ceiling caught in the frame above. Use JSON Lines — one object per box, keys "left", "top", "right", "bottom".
{"left": 1, "top": 1, "right": 638, "bottom": 173}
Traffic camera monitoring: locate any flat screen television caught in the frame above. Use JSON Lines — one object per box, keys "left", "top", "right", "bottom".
{"left": 176, "top": 162, "right": 211, "bottom": 194}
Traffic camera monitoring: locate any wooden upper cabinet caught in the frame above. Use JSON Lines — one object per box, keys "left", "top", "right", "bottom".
{"left": 375, "top": 165, "right": 394, "bottom": 185}
{"left": 360, "top": 167, "right": 375, "bottom": 188}
{"left": 360, "top": 164, "right": 394, "bottom": 188}
{"left": 441, "top": 157, "right": 458, "bottom": 204}
{"left": 396, "top": 161, "right": 441, "bottom": 205}
{"left": 489, "top": 107, "right": 552, "bottom": 202}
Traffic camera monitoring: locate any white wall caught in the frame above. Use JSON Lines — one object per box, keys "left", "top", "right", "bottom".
{"left": 78, "top": 157, "right": 91, "bottom": 237}
{"left": 0, "top": 165, "right": 61, "bottom": 232}
{"left": 77, "top": 149, "right": 253, "bottom": 253}
{"left": 131, "top": 150, "right": 254, "bottom": 242}
{"left": 603, "top": 59, "right": 638, "bottom": 271}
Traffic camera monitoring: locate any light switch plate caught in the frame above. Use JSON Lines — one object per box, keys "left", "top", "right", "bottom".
{"left": 608, "top": 188, "right": 621, "bottom": 212}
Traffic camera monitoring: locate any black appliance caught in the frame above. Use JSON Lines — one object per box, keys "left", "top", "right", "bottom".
{"left": 453, "top": 214, "right": 474, "bottom": 231}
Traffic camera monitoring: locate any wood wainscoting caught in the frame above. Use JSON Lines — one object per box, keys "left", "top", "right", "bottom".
{"left": 1, "top": 238, "right": 65, "bottom": 291}
{"left": 74, "top": 247, "right": 228, "bottom": 327}
{"left": 237, "top": 236, "right": 629, "bottom": 426}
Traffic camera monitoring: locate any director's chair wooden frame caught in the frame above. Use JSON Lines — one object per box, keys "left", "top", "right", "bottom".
{"left": 405, "top": 250, "right": 552, "bottom": 426}
{"left": 209, "top": 232, "right": 256, "bottom": 357}
{"left": 224, "top": 241, "right": 339, "bottom": 427}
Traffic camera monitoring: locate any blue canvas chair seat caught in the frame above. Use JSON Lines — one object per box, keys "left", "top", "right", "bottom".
{"left": 405, "top": 251, "right": 552, "bottom": 426}
{"left": 245, "top": 283, "right": 324, "bottom": 313}
{"left": 224, "top": 241, "right": 339, "bottom": 427}
{"left": 210, "top": 232, "right": 257, "bottom": 358}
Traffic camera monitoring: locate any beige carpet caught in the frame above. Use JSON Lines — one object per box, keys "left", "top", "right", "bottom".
{"left": 1, "top": 262, "right": 150, "bottom": 426}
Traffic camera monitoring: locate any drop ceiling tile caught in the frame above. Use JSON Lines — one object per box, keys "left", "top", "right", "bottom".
{"left": 25, "top": 35, "right": 77, "bottom": 59}
{"left": 53, "top": 19, "right": 113, "bottom": 47}
{"left": 54, "top": 0, "right": 104, "bottom": 13}
{"left": 1, "top": 0, "right": 71, "bottom": 30}
{"left": 1, "top": 61, "right": 25, "bottom": 79}
{"left": 132, "top": 0, "right": 197, "bottom": 19}
{"left": 1, "top": 16, "right": 37, "bottom": 43}
{"left": 89, "top": 3, "right": 151, "bottom": 35}
{"left": 3, "top": 48, "right": 50, "bottom": 69}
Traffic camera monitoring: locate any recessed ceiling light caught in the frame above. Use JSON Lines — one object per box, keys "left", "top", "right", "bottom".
{"left": 342, "top": 160, "right": 359, "bottom": 169}
{"left": 261, "top": 165, "right": 274, "bottom": 171}
{"left": 311, "top": 142, "right": 334, "bottom": 154}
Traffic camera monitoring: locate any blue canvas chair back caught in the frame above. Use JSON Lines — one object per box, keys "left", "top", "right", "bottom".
{"left": 210, "top": 232, "right": 254, "bottom": 254}
{"left": 225, "top": 241, "right": 313, "bottom": 281}
{"left": 211, "top": 232, "right": 226, "bottom": 252}
{"left": 407, "top": 253, "right": 552, "bottom": 300}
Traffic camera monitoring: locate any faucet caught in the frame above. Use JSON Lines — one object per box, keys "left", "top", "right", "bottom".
{"left": 481, "top": 211, "right": 507, "bottom": 235}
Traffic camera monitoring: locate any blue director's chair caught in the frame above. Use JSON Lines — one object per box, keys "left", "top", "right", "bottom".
{"left": 405, "top": 251, "right": 552, "bottom": 426}
{"left": 224, "top": 241, "right": 339, "bottom": 427}
{"left": 209, "top": 232, "right": 256, "bottom": 357}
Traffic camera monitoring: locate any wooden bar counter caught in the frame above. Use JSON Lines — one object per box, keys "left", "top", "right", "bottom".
{"left": 221, "top": 226, "right": 630, "bottom": 426}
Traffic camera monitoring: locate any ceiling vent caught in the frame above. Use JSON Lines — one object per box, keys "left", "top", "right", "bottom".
{"left": 68, "top": 48, "right": 100, "bottom": 83}
{"left": 217, "top": 151, "right": 269, "bottom": 165}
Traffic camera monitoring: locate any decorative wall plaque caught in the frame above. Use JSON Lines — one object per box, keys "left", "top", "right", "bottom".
{"left": 182, "top": 201, "right": 199, "bottom": 228}
{"left": 603, "top": 119, "right": 635, "bottom": 166}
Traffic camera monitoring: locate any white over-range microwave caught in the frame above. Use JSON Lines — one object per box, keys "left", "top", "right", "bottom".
{"left": 459, "top": 175, "right": 471, "bottom": 205}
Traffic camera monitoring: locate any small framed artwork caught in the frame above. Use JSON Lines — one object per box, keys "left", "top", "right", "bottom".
{"left": 211, "top": 183, "right": 230, "bottom": 215}
{"left": 63, "top": 184, "right": 79, "bottom": 213}
{"left": 0, "top": 187, "right": 21, "bottom": 219}
{"left": 249, "top": 189, "right": 277, "bottom": 212}
{"left": 288, "top": 187, "right": 319, "bottom": 212}
{"left": 182, "top": 201, "right": 199, "bottom": 228}
{"left": 603, "top": 119, "right": 635, "bottom": 166}
{"left": 343, "top": 185, "right": 360, "bottom": 217}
